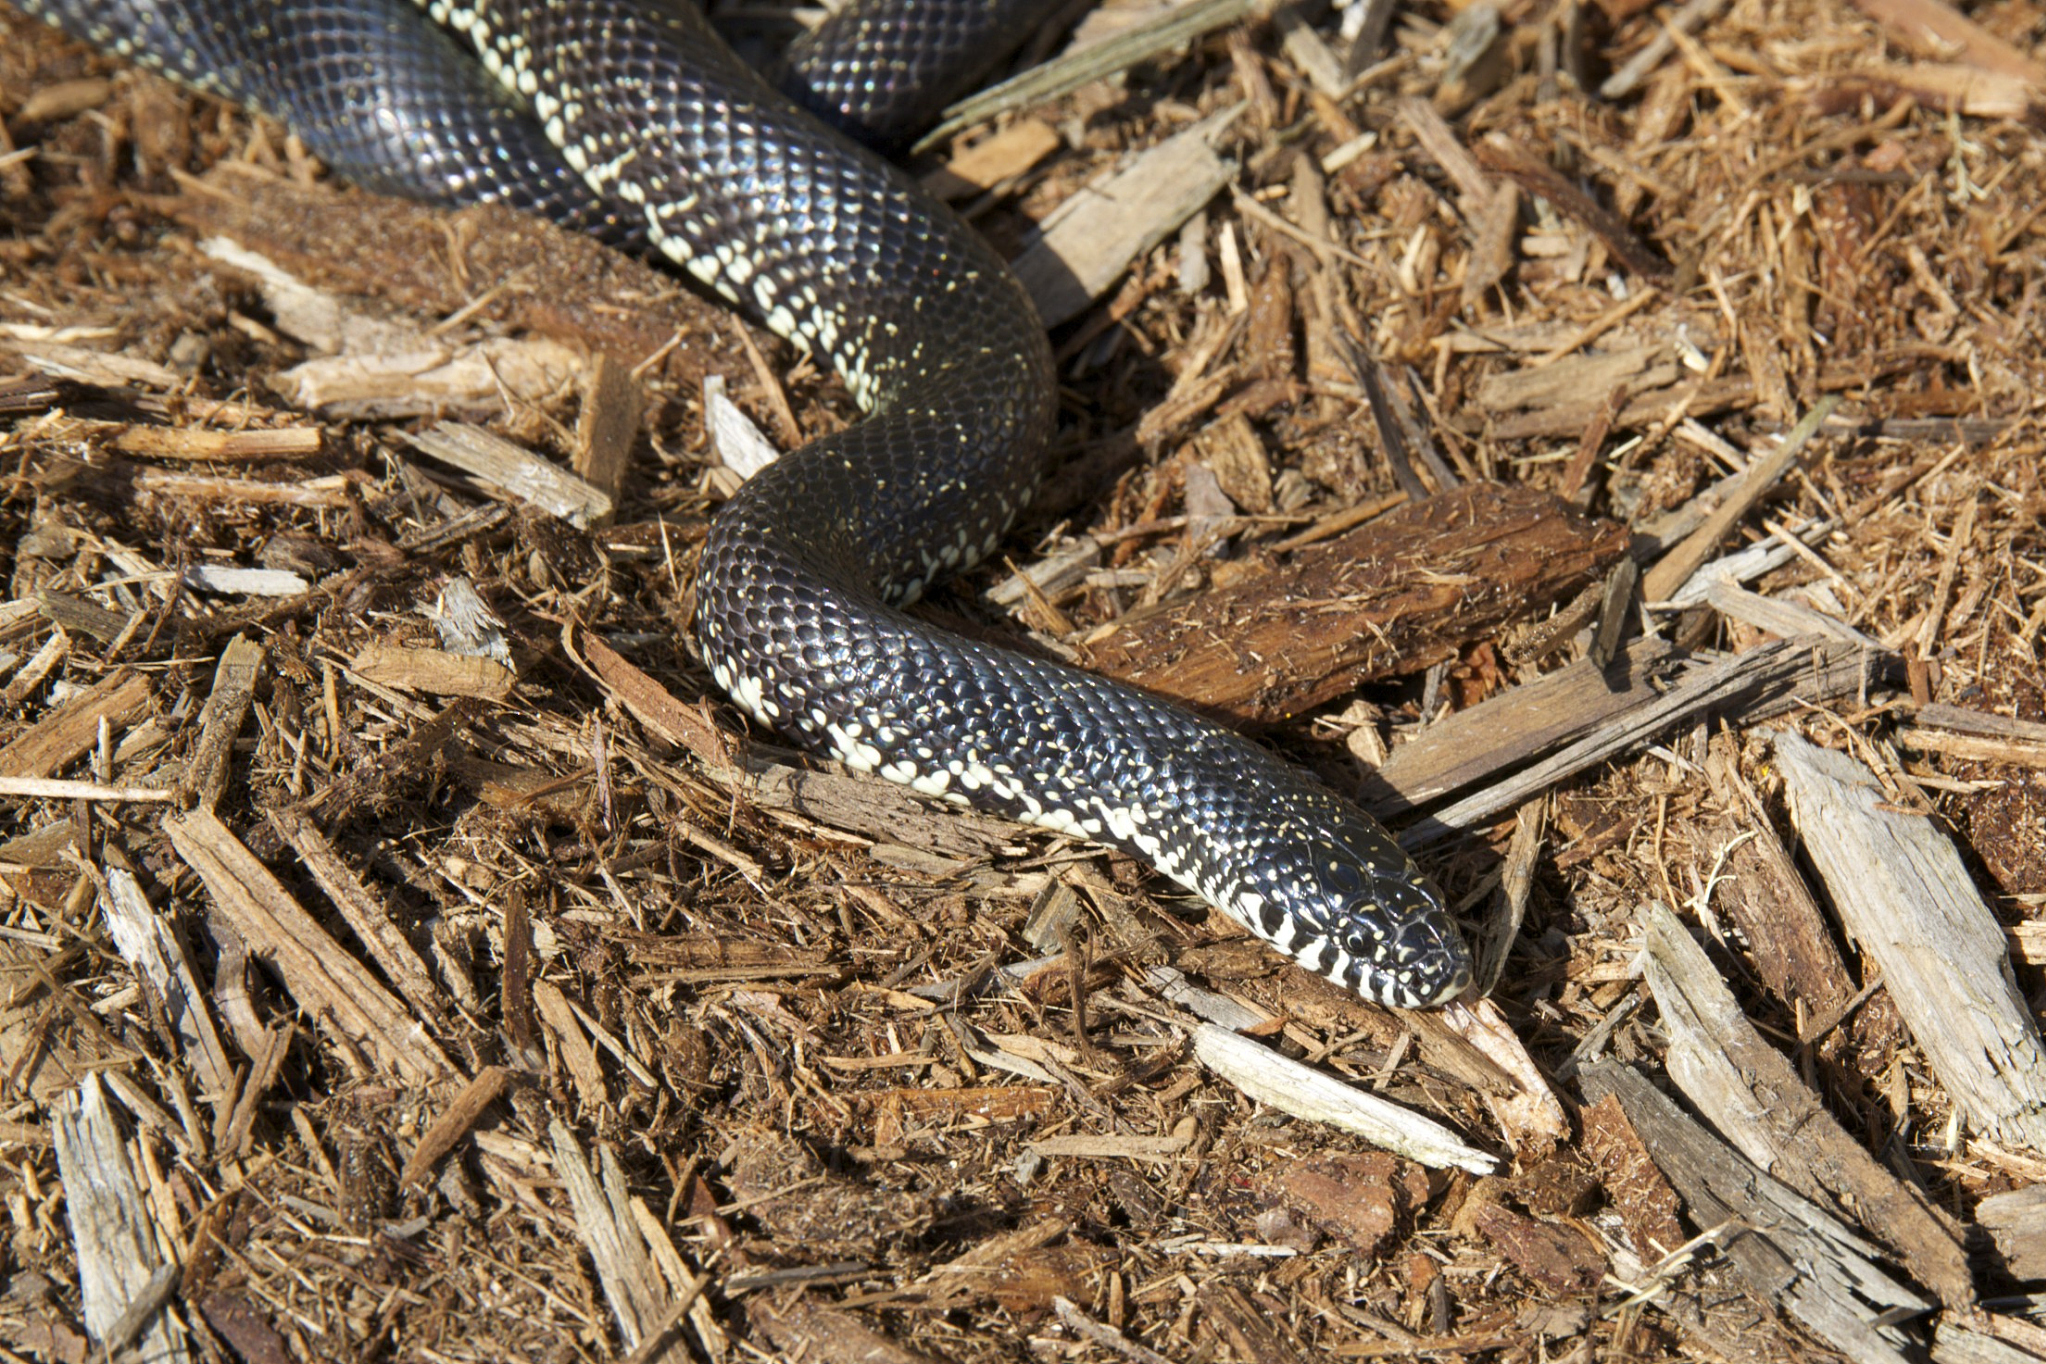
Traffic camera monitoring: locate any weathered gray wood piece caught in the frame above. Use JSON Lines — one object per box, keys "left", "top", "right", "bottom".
{"left": 53, "top": 1075, "right": 191, "bottom": 1363}
{"left": 1638, "top": 900, "right": 1971, "bottom": 1308}
{"left": 1580, "top": 1061, "right": 1928, "bottom": 1364}
{"left": 1774, "top": 728, "right": 2046, "bottom": 1154}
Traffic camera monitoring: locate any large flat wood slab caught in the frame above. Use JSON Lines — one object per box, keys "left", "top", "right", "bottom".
{"left": 1078, "top": 483, "right": 1628, "bottom": 726}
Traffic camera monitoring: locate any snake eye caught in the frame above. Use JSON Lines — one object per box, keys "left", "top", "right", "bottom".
{"left": 1321, "top": 856, "right": 1365, "bottom": 898}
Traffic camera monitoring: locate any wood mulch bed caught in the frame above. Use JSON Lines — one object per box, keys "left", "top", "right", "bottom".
{"left": 2, "top": 0, "right": 2044, "bottom": 1360}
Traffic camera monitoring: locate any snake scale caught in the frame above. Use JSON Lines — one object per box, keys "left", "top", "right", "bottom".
{"left": 21, "top": 0, "right": 1474, "bottom": 1008}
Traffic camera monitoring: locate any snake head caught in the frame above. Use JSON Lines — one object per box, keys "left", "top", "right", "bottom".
{"left": 1237, "top": 808, "right": 1473, "bottom": 1009}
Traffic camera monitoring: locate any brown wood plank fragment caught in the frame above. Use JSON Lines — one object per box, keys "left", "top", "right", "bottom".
{"left": 1272, "top": 1152, "right": 1425, "bottom": 1258}
{"left": 1481, "top": 374, "right": 1752, "bottom": 441}
{"left": 267, "top": 807, "right": 452, "bottom": 1034}
{"left": 1699, "top": 741, "right": 1864, "bottom": 1030}
{"left": 164, "top": 809, "right": 454, "bottom": 1085}
{"left": 1847, "top": 0, "right": 2046, "bottom": 85}
{"left": 351, "top": 642, "right": 515, "bottom": 702}
{"left": 184, "top": 635, "right": 265, "bottom": 812}
{"left": 1403, "top": 636, "right": 1882, "bottom": 844}
{"left": 1476, "top": 345, "right": 1669, "bottom": 414}
{"left": 1913, "top": 703, "right": 2046, "bottom": 744}
{"left": 1080, "top": 483, "right": 1628, "bottom": 727}
{"left": 569, "top": 625, "right": 735, "bottom": 775}
{"left": 1641, "top": 396, "right": 1838, "bottom": 603}
{"left": 195, "top": 1294, "right": 290, "bottom": 1364}
{"left": 574, "top": 354, "right": 643, "bottom": 510}
{"left": 0, "top": 669, "right": 153, "bottom": 780}
{"left": 111, "top": 425, "right": 322, "bottom": 462}
{"left": 1397, "top": 96, "right": 1493, "bottom": 205}
{"left": 1895, "top": 726, "right": 2046, "bottom": 770}
{"left": 750, "top": 1300, "right": 938, "bottom": 1364}
{"left": 1462, "top": 180, "right": 1522, "bottom": 307}
{"left": 1362, "top": 637, "right": 1675, "bottom": 818}
{"left": 398, "top": 1065, "right": 509, "bottom": 1188}
{"left": 1469, "top": 1203, "right": 1605, "bottom": 1295}
{"left": 36, "top": 590, "right": 131, "bottom": 644}
{"left": 1579, "top": 1094, "right": 1686, "bottom": 1263}
{"left": 1834, "top": 62, "right": 2045, "bottom": 118}
{"left": 920, "top": 117, "right": 1060, "bottom": 199}
{"left": 532, "top": 980, "right": 609, "bottom": 1110}
{"left": 134, "top": 470, "right": 354, "bottom": 508}
{"left": 738, "top": 750, "right": 1021, "bottom": 861}
{"left": 1475, "top": 136, "right": 1671, "bottom": 282}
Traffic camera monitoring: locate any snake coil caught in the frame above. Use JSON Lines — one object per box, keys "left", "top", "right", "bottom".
{"left": 23, "top": 0, "right": 1473, "bottom": 1007}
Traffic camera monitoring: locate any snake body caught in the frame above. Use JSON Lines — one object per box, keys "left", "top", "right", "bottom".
{"left": 23, "top": 0, "right": 1473, "bottom": 1008}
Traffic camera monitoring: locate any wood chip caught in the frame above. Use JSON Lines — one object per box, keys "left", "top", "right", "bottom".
{"left": 171, "top": 173, "right": 747, "bottom": 387}
{"left": 575, "top": 353, "right": 643, "bottom": 510}
{"left": 1579, "top": 1094, "right": 1687, "bottom": 1263}
{"left": 99, "top": 868, "right": 232, "bottom": 1098}
{"left": 1192, "top": 1024, "right": 1496, "bottom": 1173}
{"left": 1082, "top": 483, "right": 1628, "bottom": 726}
{"left": 113, "top": 424, "right": 323, "bottom": 461}
{"left": 1402, "top": 636, "right": 1882, "bottom": 846}
{"left": 534, "top": 980, "right": 609, "bottom": 1110}
{"left": 1638, "top": 899, "right": 1973, "bottom": 1307}
{"left": 266, "top": 807, "right": 453, "bottom": 1035}
{"left": 1848, "top": 0, "right": 2046, "bottom": 85}
{"left": 1773, "top": 729, "right": 2046, "bottom": 1154}
{"left": 164, "top": 809, "right": 455, "bottom": 1085}
{"left": 548, "top": 1120, "right": 670, "bottom": 1351}
{"left": 1396, "top": 96, "right": 1492, "bottom": 206}
{"left": 184, "top": 634, "right": 265, "bottom": 812}
{"left": 1700, "top": 740, "right": 1864, "bottom": 1029}
{"left": 134, "top": 470, "right": 356, "bottom": 508}
{"left": 0, "top": 669, "right": 153, "bottom": 781}
{"left": 919, "top": 0, "right": 1259, "bottom": 149}
{"left": 921, "top": 118, "right": 1061, "bottom": 200}
{"left": 52, "top": 1076, "right": 191, "bottom": 1362}
{"left": 1581, "top": 1061, "right": 1929, "bottom": 1363}
{"left": 1469, "top": 1202, "right": 1604, "bottom": 1294}
{"left": 1011, "top": 105, "right": 1240, "bottom": 327}
{"left": 401, "top": 422, "right": 613, "bottom": 528}
{"left": 1026, "top": 1132, "right": 1191, "bottom": 1162}
{"left": 351, "top": 641, "right": 515, "bottom": 702}
{"left": 1365, "top": 638, "right": 1673, "bottom": 818}
{"left": 400, "top": 1067, "right": 510, "bottom": 1189}
{"left": 1274, "top": 1152, "right": 1423, "bottom": 1257}
{"left": 1476, "top": 136, "right": 1670, "bottom": 282}
{"left": 1641, "top": 395, "right": 1839, "bottom": 603}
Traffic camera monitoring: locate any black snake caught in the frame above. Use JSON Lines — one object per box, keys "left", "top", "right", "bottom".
{"left": 19, "top": 0, "right": 1474, "bottom": 1008}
